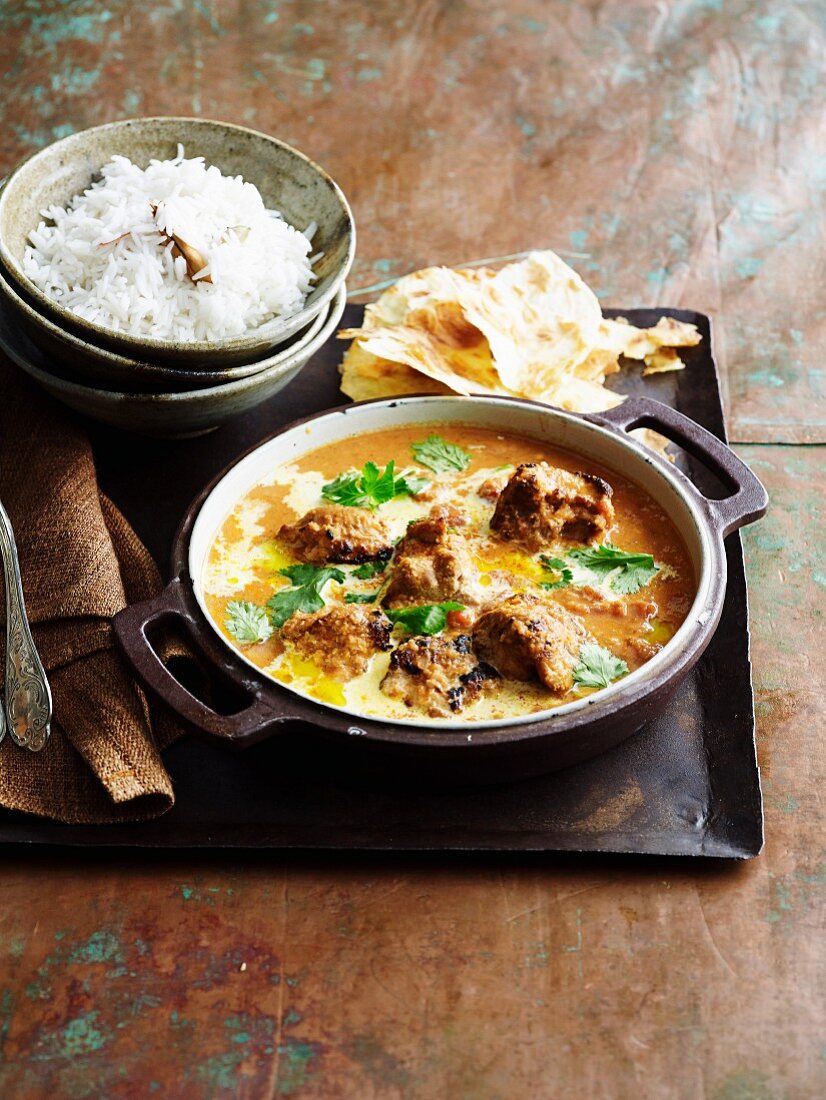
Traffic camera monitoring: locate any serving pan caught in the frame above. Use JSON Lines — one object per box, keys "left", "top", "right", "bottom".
{"left": 113, "top": 394, "right": 767, "bottom": 784}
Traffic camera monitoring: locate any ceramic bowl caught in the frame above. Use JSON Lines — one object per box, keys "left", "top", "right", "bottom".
{"left": 0, "top": 117, "right": 354, "bottom": 367}
{"left": 0, "top": 266, "right": 332, "bottom": 393}
{"left": 0, "top": 284, "right": 346, "bottom": 437}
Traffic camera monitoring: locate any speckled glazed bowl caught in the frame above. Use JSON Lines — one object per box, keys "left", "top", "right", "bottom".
{"left": 0, "top": 284, "right": 346, "bottom": 437}
{"left": 0, "top": 117, "right": 354, "bottom": 368}
{"left": 0, "top": 266, "right": 332, "bottom": 393}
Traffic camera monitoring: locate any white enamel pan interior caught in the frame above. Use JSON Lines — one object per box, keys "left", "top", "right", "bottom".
{"left": 187, "top": 396, "right": 719, "bottom": 730}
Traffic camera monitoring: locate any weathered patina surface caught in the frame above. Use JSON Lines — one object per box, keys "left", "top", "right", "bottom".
{"left": 0, "top": 2, "right": 824, "bottom": 1097}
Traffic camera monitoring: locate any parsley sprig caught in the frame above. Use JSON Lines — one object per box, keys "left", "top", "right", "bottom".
{"left": 224, "top": 600, "right": 273, "bottom": 644}
{"left": 572, "top": 643, "right": 629, "bottom": 689}
{"left": 539, "top": 554, "right": 573, "bottom": 590}
{"left": 566, "top": 543, "right": 660, "bottom": 595}
{"left": 321, "top": 461, "right": 428, "bottom": 510}
{"left": 410, "top": 434, "right": 472, "bottom": 474}
{"left": 266, "top": 564, "right": 345, "bottom": 628}
{"left": 385, "top": 601, "right": 464, "bottom": 636}
{"left": 352, "top": 559, "right": 389, "bottom": 580}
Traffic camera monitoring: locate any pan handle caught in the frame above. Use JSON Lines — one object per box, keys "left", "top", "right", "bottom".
{"left": 593, "top": 397, "right": 768, "bottom": 537}
{"left": 112, "top": 578, "right": 284, "bottom": 747}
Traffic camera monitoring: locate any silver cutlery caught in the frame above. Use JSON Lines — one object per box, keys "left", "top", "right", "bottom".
{"left": 0, "top": 500, "right": 51, "bottom": 751}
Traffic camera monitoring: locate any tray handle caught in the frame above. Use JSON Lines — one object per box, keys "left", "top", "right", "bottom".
{"left": 113, "top": 579, "right": 283, "bottom": 746}
{"left": 594, "top": 397, "right": 768, "bottom": 537}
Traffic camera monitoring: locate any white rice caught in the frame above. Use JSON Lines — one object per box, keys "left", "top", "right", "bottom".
{"left": 23, "top": 145, "right": 318, "bottom": 342}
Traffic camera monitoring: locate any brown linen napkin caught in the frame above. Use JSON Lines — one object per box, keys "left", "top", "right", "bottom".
{"left": 0, "top": 356, "right": 183, "bottom": 823}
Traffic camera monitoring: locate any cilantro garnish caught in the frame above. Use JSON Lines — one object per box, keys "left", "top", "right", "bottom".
{"left": 266, "top": 564, "right": 345, "bottom": 628}
{"left": 321, "top": 461, "right": 428, "bottom": 510}
{"left": 566, "top": 543, "right": 659, "bottom": 595}
{"left": 572, "top": 643, "right": 629, "bottom": 690}
{"left": 410, "top": 434, "right": 472, "bottom": 474}
{"left": 224, "top": 600, "right": 273, "bottom": 644}
{"left": 539, "top": 554, "right": 573, "bottom": 590}
{"left": 385, "top": 601, "right": 464, "bottom": 636}
{"left": 352, "top": 559, "right": 389, "bottom": 580}
{"left": 345, "top": 591, "right": 380, "bottom": 604}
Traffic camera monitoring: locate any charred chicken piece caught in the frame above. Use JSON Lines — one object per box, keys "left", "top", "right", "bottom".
{"left": 383, "top": 506, "right": 487, "bottom": 609}
{"left": 472, "top": 592, "right": 586, "bottom": 694}
{"left": 277, "top": 506, "right": 394, "bottom": 565}
{"left": 381, "top": 633, "right": 499, "bottom": 718}
{"left": 490, "top": 463, "right": 614, "bottom": 552}
{"left": 281, "top": 604, "right": 393, "bottom": 680}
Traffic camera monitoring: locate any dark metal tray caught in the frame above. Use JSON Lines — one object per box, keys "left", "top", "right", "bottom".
{"left": 0, "top": 307, "right": 763, "bottom": 856}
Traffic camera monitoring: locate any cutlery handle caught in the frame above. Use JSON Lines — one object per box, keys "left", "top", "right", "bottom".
{"left": 0, "top": 502, "right": 52, "bottom": 751}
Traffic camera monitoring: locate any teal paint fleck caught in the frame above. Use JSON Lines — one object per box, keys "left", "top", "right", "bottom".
{"left": 812, "top": 572, "right": 826, "bottom": 589}
{"left": 694, "top": 0, "right": 722, "bottom": 11}
{"left": 123, "top": 89, "right": 142, "bottom": 114}
{"left": 517, "top": 16, "right": 546, "bottom": 33}
{"left": 0, "top": 989, "right": 13, "bottom": 1055}
{"left": 50, "top": 66, "right": 102, "bottom": 95}
{"left": 306, "top": 58, "right": 326, "bottom": 80}
{"left": 373, "top": 259, "right": 394, "bottom": 273}
{"left": 711, "top": 1068, "right": 775, "bottom": 1100}
{"left": 515, "top": 115, "right": 536, "bottom": 138}
{"left": 612, "top": 62, "right": 646, "bottom": 85}
{"left": 357, "top": 67, "right": 383, "bottom": 82}
{"left": 181, "top": 885, "right": 194, "bottom": 900}
{"left": 31, "top": 11, "right": 114, "bottom": 48}
{"left": 33, "top": 1012, "right": 107, "bottom": 1060}
{"left": 9, "top": 937, "right": 25, "bottom": 959}
{"left": 68, "top": 931, "right": 123, "bottom": 965}
{"left": 790, "top": 328, "right": 804, "bottom": 345}
{"left": 265, "top": 11, "right": 279, "bottom": 24}
{"left": 283, "top": 1008, "right": 302, "bottom": 1027}
{"left": 193, "top": 0, "right": 225, "bottom": 36}
{"left": 276, "top": 1039, "right": 320, "bottom": 1096}
{"left": 134, "top": 939, "right": 151, "bottom": 957}
{"left": 735, "top": 256, "right": 762, "bottom": 279}
{"left": 756, "top": 13, "right": 781, "bottom": 33}
{"left": 569, "top": 229, "right": 589, "bottom": 250}
{"left": 747, "top": 369, "right": 785, "bottom": 389}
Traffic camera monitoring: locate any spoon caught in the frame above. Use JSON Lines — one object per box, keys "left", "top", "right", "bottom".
{"left": 0, "top": 500, "right": 52, "bottom": 751}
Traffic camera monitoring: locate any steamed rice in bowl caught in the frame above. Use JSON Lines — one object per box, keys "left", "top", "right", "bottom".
{"left": 22, "top": 145, "right": 321, "bottom": 343}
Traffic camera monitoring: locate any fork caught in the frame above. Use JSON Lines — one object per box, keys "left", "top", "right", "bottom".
{"left": 0, "top": 500, "right": 52, "bottom": 751}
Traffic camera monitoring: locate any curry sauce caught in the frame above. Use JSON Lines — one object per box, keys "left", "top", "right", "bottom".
{"left": 202, "top": 424, "right": 695, "bottom": 724}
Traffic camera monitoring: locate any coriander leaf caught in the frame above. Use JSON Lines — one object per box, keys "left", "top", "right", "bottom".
{"left": 539, "top": 554, "right": 573, "bottom": 590}
{"left": 224, "top": 600, "right": 273, "bottom": 644}
{"left": 572, "top": 643, "right": 629, "bottom": 690}
{"left": 278, "top": 564, "right": 346, "bottom": 588}
{"left": 411, "top": 434, "right": 472, "bottom": 473}
{"left": 352, "top": 559, "right": 389, "bottom": 580}
{"left": 345, "top": 591, "right": 379, "bottom": 604}
{"left": 385, "top": 601, "right": 464, "bottom": 636}
{"left": 267, "top": 564, "right": 346, "bottom": 628}
{"left": 319, "top": 471, "right": 367, "bottom": 507}
{"left": 567, "top": 543, "right": 659, "bottom": 595}
{"left": 321, "top": 460, "right": 429, "bottom": 510}
{"left": 396, "top": 472, "right": 430, "bottom": 497}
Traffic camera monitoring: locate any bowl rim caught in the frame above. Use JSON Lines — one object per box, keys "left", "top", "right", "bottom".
{"left": 0, "top": 116, "right": 355, "bottom": 354}
{"left": 0, "top": 260, "right": 333, "bottom": 379}
{"left": 0, "top": 283, "right": 347, "bottom": 403}
{"left": 185, "top": 394, "right": 721, "bottom": 733}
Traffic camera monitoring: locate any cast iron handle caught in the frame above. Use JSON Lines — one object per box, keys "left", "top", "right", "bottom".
{"left": 112, "top": 578, "right": 285, "bottom": 746}
{"left": 0, "top": 500, "right": 52, "bottom": 751}
{"left": 594, "top": 397, "right": 769, "bottom": 537}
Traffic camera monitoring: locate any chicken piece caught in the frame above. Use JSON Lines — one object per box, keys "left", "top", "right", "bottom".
{"left": 381, "top": 634, "right": 499, "bottom": 717}
{"left": 281, "top": 604, "right": 393, "bottom": 679}
{"left": 277, "top": 506, "right": 393, "bottom": 565}
{"left": 383, "top": 506, "right": 487, "bottom": 608}
{"left": 490, "top": 463, "right": 614, "bottom": 552}
{"left": 472, "top": 593, "right": 586, "bottom": 694}
{"left": 477, "top": 471, "right": 510, "bottom": 502}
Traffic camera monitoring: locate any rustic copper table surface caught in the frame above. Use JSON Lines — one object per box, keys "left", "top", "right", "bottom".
{"left": 0, "top": 2, "right": 824, "bottom": 1097}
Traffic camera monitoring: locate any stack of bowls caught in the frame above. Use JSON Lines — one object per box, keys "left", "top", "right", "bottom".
{"left": 0, "top": 118, "right": 354, "bottom": 436}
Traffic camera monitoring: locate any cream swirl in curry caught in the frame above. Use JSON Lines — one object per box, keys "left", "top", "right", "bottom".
{"left": 202, "top": 425, "right": 695, "bottom": 723}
